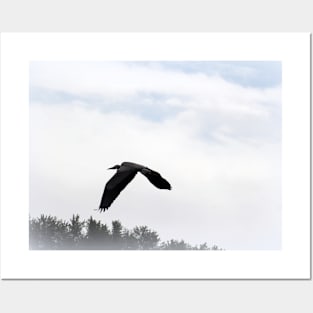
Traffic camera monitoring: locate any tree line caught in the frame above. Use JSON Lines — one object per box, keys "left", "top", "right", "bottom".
{"left": 29, "top": 214, "right": 222, "bottom": 250}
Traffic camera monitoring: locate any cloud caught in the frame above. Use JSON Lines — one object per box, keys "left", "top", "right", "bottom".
{"left": 30, "top": 62, "right": 281, "bottom": 144}
{"left": 30, "top": 62, "right": 281, "bottom": 115}
{"left": 29, "top": 61, "right": 281, "bottom": 249}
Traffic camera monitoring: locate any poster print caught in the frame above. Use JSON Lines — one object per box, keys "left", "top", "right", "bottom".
{"left": 1, "top": 33, "right": 310, "bottom": 279}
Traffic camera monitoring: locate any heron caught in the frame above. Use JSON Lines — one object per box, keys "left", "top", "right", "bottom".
{"left": 99, "top": 161, "right": 171, "bottom": 212}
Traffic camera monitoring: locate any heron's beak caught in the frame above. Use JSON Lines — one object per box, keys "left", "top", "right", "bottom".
{"left": 108, "top": 166, "right": 115, "bottom": 170}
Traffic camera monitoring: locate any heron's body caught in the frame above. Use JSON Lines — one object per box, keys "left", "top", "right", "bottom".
{"left": 99, "top": 162, "right": 171, "bottom": 212}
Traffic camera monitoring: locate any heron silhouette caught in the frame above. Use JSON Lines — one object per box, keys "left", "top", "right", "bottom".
{"left": 99, "top": 161, "right": 171, "bottom": 212}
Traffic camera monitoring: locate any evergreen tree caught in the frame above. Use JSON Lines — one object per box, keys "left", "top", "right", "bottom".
{"left": 85, "top": 216, "right": 110, "bottom": 249}
{"left": 111, "top": 220, "right": 123, "bottom": 249}
{"left": 68, "top": 214, "right": 84, "bottom": 248}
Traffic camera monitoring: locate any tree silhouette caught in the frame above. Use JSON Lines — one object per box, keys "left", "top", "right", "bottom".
{"left": 160, "top": 239, "right": 192, "bottom": 250}
{"left": 29, "top": 214, "right": 222, "bottom": 250}
{"left": 112, "top": 220, "right": 123, "bottom": 249}
{"left": 132, "top": 226, "right": 159, "bottom": 250}
{"left": 68, "top": 214, "right": 85, "bottom": 248}
{"left": 84, "top": 216, "right": 111, "bottom": 249}
{"left": 29, "top": 214, "right": 71, "bottom": 249}
{"left": 122, "top": 229, "right": 139, "bottom": 250}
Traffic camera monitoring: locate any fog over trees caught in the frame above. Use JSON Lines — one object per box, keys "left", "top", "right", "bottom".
{"left": 29, "top": 214, "right": 222, "bottom": 250}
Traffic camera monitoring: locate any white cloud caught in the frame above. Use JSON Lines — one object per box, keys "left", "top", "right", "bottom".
{"left": 30, "top": 62, "right": 280, "bottom": 116}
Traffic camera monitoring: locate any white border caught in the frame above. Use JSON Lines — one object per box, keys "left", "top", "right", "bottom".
{"left": 0, "top": 33, "right": 310, "bottom": 279}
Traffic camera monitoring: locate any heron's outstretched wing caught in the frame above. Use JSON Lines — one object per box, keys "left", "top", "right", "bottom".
{"left": 99, "top": 168, "right": 137, "bottom": 211}
{"left": 141, "top": 168, "right": 171, "bottom": 190}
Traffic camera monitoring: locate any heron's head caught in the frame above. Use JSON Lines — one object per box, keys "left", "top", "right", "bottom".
{"left": 108, "top": 164, "right": 120, "bottom": 170}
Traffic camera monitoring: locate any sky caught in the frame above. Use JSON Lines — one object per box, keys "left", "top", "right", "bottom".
{"left": 29, "top": 61, "right": 281, "bottom": 250}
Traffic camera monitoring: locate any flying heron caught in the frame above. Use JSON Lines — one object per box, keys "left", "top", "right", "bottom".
{"left": 99, "top": 161, "right": 171, "bottom": 212}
